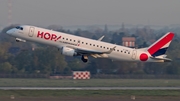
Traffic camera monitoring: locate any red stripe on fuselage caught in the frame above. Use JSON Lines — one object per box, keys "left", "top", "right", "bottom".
{"left": 148, "top": 32, "right": 174, "bottom": 55}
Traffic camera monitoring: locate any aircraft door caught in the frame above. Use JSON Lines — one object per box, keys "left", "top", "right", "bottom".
{"left": 29, "top": 27, "right": 35, "bottom": 37}
{"left": 132, "top": 50, "right": 137, "bottom": 60}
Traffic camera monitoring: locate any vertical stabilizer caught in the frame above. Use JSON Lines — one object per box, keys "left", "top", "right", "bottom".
{"left": 147, "top": 32, "right": 174, "bottom": 57}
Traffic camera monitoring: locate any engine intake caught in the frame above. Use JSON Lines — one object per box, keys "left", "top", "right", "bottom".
{"left": 61, "top": 47, "right": 77, "bottom": 56}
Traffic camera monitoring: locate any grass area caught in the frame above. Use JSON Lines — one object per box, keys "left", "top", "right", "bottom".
{"left": 1, "top": 90, "right": 180, "bottom": 101}
{"left": 0, "top": 78, "right": 180, "bottom": 87}
{"left": 0, "top": 90, "right": 180, "bottom": 97}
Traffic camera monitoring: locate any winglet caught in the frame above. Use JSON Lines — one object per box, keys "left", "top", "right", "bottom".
{"left": 104, "top": 46, "right": 116, "bottom": 54}
{"left": 98, "top": 35, "right": 105, "bottom": 41}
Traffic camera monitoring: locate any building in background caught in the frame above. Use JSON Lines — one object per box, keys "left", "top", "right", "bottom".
{"left": 122, "top": 37, "right": 135, "bottom": 48}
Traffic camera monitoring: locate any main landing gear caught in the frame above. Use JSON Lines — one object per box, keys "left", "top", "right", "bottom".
{"left": 81, "top": 55, "right": 88, "bottom": 63}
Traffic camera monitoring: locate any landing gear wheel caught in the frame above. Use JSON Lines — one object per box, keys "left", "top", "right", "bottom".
{"left": 16, "top": 40, "right": 20, "bottom": 42}
{"left": 81, "top": 55, "right": 88, "bottom": 63}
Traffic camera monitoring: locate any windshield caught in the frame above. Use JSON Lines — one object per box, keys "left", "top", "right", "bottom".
{"left": 15, "top": 26, "right": 23, "bottom": 30}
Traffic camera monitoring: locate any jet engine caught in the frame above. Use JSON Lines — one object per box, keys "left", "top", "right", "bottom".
{"left": 61, "top": 47, "right": 77, "bottom": 56}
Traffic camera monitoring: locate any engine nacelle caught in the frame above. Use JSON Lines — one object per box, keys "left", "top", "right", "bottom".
{"left": 61, "top": 47, "right": 77, "bottom": 56}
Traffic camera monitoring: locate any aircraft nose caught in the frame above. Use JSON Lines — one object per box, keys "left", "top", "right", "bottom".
{"left": 6, "top": 29, "right": 14, "bottom": 35}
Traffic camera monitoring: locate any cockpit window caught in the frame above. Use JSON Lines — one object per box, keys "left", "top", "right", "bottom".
{"left": 15, "top": 26, "right": 23, "bottom": 30}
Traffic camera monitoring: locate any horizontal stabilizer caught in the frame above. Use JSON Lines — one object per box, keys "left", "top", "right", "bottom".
{"left": 150, "top": 57, "right": 172, "bottom": 62}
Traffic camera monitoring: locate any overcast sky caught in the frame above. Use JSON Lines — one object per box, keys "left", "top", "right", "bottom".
{"left": 0, "top": 0, "right": 180, "bottom": 26}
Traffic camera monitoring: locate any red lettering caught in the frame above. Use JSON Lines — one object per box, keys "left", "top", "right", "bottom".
{"left": 37, "top": 31, "right": 44, "bottom": 38}
{"left": 37, "top": 31, "right": 61, "bottom": 41}
{"left": 44, "top": 33, "right": 51, "bottom": 40}
{"left": 54, "top": 36, "right": 61, "bottom": 41}
{"left": 51, "top": 34, "right": 57, "bottom": 40}
{"left": 56, "top": 36, "right": 61, "bottom": 41}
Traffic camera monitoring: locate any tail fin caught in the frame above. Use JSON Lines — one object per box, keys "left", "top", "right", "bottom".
{"left": 147, "top": 32, "right": 174, "bottom": 57}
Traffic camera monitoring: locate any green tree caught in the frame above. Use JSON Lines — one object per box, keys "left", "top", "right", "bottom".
{"left": 0, "top": 62, "right": 13, "bottom": 74}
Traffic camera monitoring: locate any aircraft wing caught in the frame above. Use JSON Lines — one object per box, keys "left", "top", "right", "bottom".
{"left": 66, "top": 45, "right": 116, "bottom": 55}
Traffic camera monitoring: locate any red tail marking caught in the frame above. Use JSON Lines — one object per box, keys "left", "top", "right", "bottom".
{"left": 148, "top": 32, "right": 174, "bottom": 55}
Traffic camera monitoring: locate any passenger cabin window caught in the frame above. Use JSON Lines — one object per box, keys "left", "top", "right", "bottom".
{"left": 16, "top": 26, "right": 23, "bottom": 30}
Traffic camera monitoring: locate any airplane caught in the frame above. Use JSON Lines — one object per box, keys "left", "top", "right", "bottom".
{"left": 6, "top": 25, "right": 174, "bottom": 63}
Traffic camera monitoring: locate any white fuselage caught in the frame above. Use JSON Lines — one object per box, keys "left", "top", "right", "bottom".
{"left": 7, "top": 25, "right": 164, "bottom": 62}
